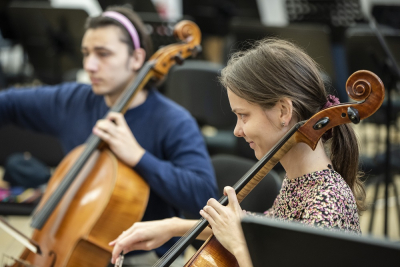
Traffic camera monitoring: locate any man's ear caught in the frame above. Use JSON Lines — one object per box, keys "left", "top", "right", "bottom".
{"left": 279, "top": 97, "right": 293, "bottom": 125}
{"left": 129, "top": 48, "right": 146, "bottom": 71}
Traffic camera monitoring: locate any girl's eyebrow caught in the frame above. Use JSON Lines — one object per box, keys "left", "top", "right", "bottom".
{"left": 232, "top": 108, "right": 245, "bottom": 113}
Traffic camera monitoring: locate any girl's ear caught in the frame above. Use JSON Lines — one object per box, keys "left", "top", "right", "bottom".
{"left": 279, "top": 97, "right": 293, "bottom": 126}
{"left": 129, "top": 48, "right": 146, "bottom": 71}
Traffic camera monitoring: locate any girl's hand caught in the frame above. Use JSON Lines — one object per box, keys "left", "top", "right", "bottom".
{"left": 200, "top": 186, "right": 246, "bottom": 255}
{"left": 109, "top": 219, "right": 175, "bottom": 264}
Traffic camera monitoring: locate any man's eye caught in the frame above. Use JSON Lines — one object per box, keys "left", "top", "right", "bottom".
{"left": 99, "top": 52, "right": 110, "bottom": 57}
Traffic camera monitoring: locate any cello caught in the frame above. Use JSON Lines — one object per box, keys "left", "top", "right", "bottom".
{"left": 152, "top": 70, "right": 385, "bottom": 267}
{"left": 6, "top": 20, "right": 202, "bottom": 267}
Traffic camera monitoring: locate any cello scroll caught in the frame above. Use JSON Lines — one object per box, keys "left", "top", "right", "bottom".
{"left": 296, "top": 70, "right": 385, "bottom": 149}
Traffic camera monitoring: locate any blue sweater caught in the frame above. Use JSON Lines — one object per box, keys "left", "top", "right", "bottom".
{"left": 0, "top": 82, "right": 218, "bottom": 256}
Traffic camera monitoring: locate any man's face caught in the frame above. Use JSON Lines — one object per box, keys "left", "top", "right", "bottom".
{"left": 81, "top": 26, "right": 136, "bottom": 98}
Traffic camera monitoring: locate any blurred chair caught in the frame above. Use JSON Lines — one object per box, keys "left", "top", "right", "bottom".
{"left": 164, "top": 60, "right": 237, "bottom": 155}
{"left": 0, "top": 125, "right": 64, "bottom": 167}
{"left": 211, "top": 154, "right": 282, "bottom": 213}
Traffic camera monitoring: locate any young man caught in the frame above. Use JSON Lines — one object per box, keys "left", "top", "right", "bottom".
{"left": 0, "top": 6, "right": 218, "bottom": 266}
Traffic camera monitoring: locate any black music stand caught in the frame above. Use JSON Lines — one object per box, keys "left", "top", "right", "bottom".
{"left": 7, "top": 2, "right": 88, "bottom": 84}
{"left": 227, "top": 19, "right": 336, "bottom": 90}
{"left": 98, "top": 0, "right": 158, "bottom": 14}
{"left": 241, "top": 216, "right": 400, "bottom": 267}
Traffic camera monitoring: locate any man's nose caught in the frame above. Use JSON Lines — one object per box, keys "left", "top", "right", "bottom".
{"left": 84, "top": 55, "right": 99, "bottom": 72}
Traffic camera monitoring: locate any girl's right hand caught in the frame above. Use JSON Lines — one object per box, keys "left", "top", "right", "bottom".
{"left": 109, "top": 218, "right": 175, "bottom": 264}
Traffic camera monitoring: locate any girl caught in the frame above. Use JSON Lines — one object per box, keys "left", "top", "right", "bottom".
{"left": 109, "top": 38, "right": 365, "bottom": 267}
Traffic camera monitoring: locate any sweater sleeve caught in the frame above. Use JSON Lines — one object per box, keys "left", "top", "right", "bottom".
{"left": 0, "top": 83, "right": 82, "bottom": 136}
{"left": 134, "top": 116, "right": 218, "bottom": 215}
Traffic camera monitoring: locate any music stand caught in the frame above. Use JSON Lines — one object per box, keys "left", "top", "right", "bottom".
{"left": 7, "top": 2, "right": 88, "bottom": 84}
{"left": 345, "top": 25, "right": 400, "bottom": 78}
{"left": 98, "top": 0, "right": 158, "bottom": 14}
{"left": 241, "top": 216, "right": 400, "bottom": 267}
{"left": 227, "top": 19, "right": 336, "bottom": 91}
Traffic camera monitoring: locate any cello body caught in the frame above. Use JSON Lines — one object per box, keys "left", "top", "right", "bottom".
{"left": 184, "top": 236, "right": 238, "bottom": 267}
{"left": 11, "top": 145, "right": 149, "bottom": 267}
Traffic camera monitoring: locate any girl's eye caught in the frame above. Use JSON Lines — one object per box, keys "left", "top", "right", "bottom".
{"left": 239, "top": 114, "right": 246, "bottom": 119}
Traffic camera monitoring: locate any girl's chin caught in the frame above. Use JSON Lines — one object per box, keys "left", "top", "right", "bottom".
{"left": 254, "top": 147, "right": 268, "bottom": 160}
{"left": 254, "top": 150, "right": 262, "bottom": 160}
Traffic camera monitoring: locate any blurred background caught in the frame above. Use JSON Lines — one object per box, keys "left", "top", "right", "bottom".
{"left": 1, "top": 0, "right": 400, "bottom": 263}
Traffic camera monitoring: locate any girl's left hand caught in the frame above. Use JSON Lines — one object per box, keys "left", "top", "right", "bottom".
{"left": 200, "top": 186, "right": 246, "bottom": 255}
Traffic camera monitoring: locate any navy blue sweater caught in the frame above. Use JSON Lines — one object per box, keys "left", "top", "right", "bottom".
{"left": 0, "top": 83, "right": 218, "bottom": 256}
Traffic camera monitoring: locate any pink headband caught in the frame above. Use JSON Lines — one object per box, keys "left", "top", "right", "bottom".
{"left": 102, "top": 11, "right": 140, "bottom": 50}
{"left": 322, "top": 94, "right": 340, "bottom": 110}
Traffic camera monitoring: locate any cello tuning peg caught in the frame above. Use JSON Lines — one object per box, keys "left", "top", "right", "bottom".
{"left": 347, "top": 107, "right": 360, "bottom": 124}
{"left": 173, "top": 54, "right": 184, "bottom": 65}
{"left": 190, "top": 45, "right": 202, "bottom": 58}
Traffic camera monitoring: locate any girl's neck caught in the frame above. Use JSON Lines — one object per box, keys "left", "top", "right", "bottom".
{"left": 280, "top": 141, "right": 332, "bottom": 180}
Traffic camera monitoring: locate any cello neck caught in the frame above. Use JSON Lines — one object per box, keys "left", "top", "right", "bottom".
{"left": 153, "top": 122, "right": 303, "bottom": 267}
{"left": 110, "top": 61, "right": 155, "bottom": 114}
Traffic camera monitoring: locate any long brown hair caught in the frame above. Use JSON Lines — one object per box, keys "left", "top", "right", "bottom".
{"left": 220, "top": 38, "right": 366, "bottom": 212}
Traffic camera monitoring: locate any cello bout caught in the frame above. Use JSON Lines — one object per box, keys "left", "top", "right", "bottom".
{"left": 10, "top": 146, "right": 149, "bottom": 267}
{"left": 184, "top": 236, "right": 239, "bottom": 267}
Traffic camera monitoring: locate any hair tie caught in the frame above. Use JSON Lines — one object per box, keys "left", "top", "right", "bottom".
{"left": 322, "top": 94, "right": 340, "bottom": 110}
{"left": 321, "top": 95, "right": 340, "bottom": 141}
{"left": 102, "top": 11, "right": 140, "bottom": 50}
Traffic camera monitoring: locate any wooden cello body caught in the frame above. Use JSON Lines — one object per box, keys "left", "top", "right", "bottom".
{"left": 7, "top": 20, "right": 202, "bottom": 267}
{"left": 154, "top": 70, "right": 385, "bottom": 267}
{"left": 13, "top": 147, "right": 148, "bottom": 267}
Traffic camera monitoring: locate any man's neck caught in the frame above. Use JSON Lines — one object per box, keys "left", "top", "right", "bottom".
{"left": 104, "top": 89, "right": 149, "bottom": 109}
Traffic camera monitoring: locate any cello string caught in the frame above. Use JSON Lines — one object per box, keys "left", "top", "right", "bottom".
{"left": 154, "top": 165, "right": 258, "bottom": 266}
{"left": 154, "top": 124, "right": 302, "bottom": 266}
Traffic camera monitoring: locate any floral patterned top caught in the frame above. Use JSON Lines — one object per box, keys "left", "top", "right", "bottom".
{"left": 254, "top": 168, "right": 361, "bottom": 233}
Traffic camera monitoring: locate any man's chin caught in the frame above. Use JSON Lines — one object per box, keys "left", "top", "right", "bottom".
{"left": 91, "top": 85, "right": 106, "bottom": 95}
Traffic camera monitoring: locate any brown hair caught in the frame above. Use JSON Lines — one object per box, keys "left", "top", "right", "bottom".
{"left": 220, "top": 38, "right": 366, "bottom": 212}
{"left": 84, "top": 6, "right": 153, "bottom": 60}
